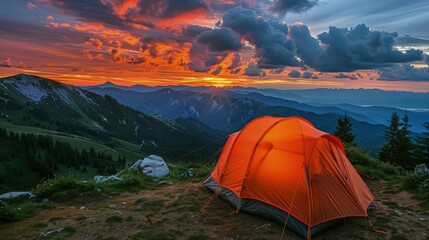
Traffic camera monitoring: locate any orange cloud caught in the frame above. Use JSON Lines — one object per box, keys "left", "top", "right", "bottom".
{"left": 83, "top": 50, "right": 104, "bottom": 60}
{"left": 111, "top": 0, "right": 140, "bottom": 18}
{"left": 123, "top": 35, "right": 140, "bottom": 46}
{"left": 85, "top": 38, "right": 104, "bottom": 50}
{"left": 27, "top": 2, "right": 37, "bottom": 9}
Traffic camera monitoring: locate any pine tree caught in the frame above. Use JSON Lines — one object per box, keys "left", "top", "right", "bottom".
{"left": 379, "top": 112, "right": 414, "bottom": 169}
{"left": 397, "top": 114, "right": 414, "bottom": 169}
{"left": 379, "top": 112, "right": 401, "bottom": 165}
{"left": 334, "top": 113, "right": 355, "bottom": 144}
{"left": 415, "top": 122, "right": 429, "bottom": 163}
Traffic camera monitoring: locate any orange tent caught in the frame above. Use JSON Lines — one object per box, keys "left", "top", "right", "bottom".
{"left": 203, "top": 116, "right": 374, "bottom": 239}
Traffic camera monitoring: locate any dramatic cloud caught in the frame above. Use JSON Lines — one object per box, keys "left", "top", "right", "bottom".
{"left": 85, "top": 38, "right": 104, "bottom": 50}
{"left": 271, "top": 0, "right": 319, "bottom": 15}
{"left": 245, "top": 62, "right": 265, "bottom": 76}
{"left": 290, "top": 23, "right": 424, "bottom": 72}
{"left": 335, "top": 72, "right": 349, "bottom": 78}
{"left": 378, "top": 64, "right": 429, "bottom": 81}
{"left": 188, "top": 42, "right": 227, "bottom": 72}
{"left": 196, "top": 27, "right": 243, "bottom": 52}
{"left": 211, "top": 66, "right": 222, "bottom": 75}
{"left": 221, "top": 7, "right": 298, "bottom": 69}
{"left": 334, "top": 72, "right": 357, "bottom": 80}
{"left": 227, "top": 53, "right": 241, "bottom": 70}
{"left": 44, "top": 0, "right": 124, "bottom": 27}
{"left": 136, "top": 0, "right": 209, "bottom": 19}
{"left": 289, "top": 23, "right": 323, "bottom": 67}
{"left": 182, "top": 25, "right": 212, "bottom": 38}
{"left": 302, "top": 71, "right": 313, "bottom": 78}
{"left": 288, "top": 70, "right": 301, "bottom": 78}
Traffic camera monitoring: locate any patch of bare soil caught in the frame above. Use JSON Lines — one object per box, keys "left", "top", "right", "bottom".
{"left": 0, "top": 181, "right": 428, "bottom": 240}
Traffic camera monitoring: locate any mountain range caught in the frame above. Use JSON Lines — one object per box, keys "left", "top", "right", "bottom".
{"left": 85, "top": 86, "right": 395, "bottom": 153}
{"left": 0, "top": 74, "right": 220, "bottom": 151}
{"left": 2, "top": 74, "right": 427, "bottom": 156}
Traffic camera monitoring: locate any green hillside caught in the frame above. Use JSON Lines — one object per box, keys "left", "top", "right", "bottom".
{"left": 0, "top": 74, "right": 223, "bottom": 193}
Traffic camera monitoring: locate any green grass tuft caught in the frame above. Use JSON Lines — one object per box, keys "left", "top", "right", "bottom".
{"left": 105, "top": 215, "right": 123, "bottom": 224}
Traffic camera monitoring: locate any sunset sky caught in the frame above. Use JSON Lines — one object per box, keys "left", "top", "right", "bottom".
{"left": 0, "top": 0, "right": 428, "bottom": 91}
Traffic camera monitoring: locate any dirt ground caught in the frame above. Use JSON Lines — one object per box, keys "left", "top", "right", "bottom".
{"left": 0, "top": 180, "right": 428, "bottom": 240}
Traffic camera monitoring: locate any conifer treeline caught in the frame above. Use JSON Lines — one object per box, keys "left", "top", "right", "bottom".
{"left": 0, "top": 128, "right": 126, "bottom": 179}
{"left": 334, "top": 113, "right": 429, "bottom": 170}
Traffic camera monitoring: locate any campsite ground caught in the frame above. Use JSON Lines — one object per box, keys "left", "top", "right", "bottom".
{"left": 1, "top": 181, "right": 428, "bottom": 240}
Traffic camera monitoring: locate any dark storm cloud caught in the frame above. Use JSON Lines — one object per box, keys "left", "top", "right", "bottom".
{"left": 43, "top": 0, "right": 124, "bottom": 27}
{"left": 289, "top": 23, "right": 424, "bottom": 72}
{"left": 245, "top": 63, "right": 265, "bottom": 76}
{"left": 335, "top": 72, "right": 349, "bottom": 78}
{"left": 288, "top": 70, "right": 301, "bottom": 78}
{"left": 302, "top": 71, "right": 313, "bottom": 78}
{"left": 221, "top": 7, "right": 298, "bottom": 69}
{"left": 334, "top": 72, "right": 357, "bottom": 80}
{"left": 137, "top": 0, "right": 209, "bottom": 19}
{"left": 256, "top": 44, "right": 298, "bottom": 68}
{"left": 271, "top": 0, "right": 319, "bottom": 15}
{"left": 210, "top": 0, "right": 254, "bottom": 12}
{"left": 378, "top": 64, "right": 429, "bottom": 81}
{"left": 289, "top": 23, "right": 323, "bottom": 67}
{"left": 182, "top": 25, "right": 213, "bottom": 38}
{"left": 188, "top": 42, "right": 227, "bottom": 72}
{"left": 229, "top": 53, "right": 241, "bottom": 69}
{"left": 196, "top": 27, "right": 243, "bottom": 52}
{"left": 211, "top": 66, "right": 222, "bottom": 75}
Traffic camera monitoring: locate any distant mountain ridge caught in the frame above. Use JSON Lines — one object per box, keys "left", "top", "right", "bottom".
{"left": 86, "top": 85, "right": 387, "bottom": 152}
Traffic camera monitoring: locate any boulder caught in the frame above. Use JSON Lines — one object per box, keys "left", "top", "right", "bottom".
{"left": 130, "top": 155, "right": 169, "bottom": 178}
{"left": 0, "top": 191, "right": 34, "bottom": 199}
{"left": 415, "top": 164, "right": 429, "bottom": 176}
{"left": 93, "top": 175, "right": 123, "bottom": 183}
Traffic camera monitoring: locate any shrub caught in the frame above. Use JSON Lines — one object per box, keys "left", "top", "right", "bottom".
{"left": 33, "top": 176, "right": 96, "bottom": 201}
{"left": 417, "top": 178, "right": 429, "bottom": 199}
{"left": 345, "top": 144, "right": 374, "bottom": 166}
{"left": 0, "top": 200, "right": 53, "bottom": 223}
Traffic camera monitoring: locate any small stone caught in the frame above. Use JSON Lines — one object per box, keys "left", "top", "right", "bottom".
{"left": 157, "top": 180, "right": 172, "bottom": 185}
{"left": 80, "top": 206, "right": 86, "bottom": 210}
{"left": 256, "top": 223, "right": 271, "bottom": 230}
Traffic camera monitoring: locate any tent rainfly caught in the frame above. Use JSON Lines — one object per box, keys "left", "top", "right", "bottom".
{"left": 203, "top": 116, "right": 375, "bottom": 239}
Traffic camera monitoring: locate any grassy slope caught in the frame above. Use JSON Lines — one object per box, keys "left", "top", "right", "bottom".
{"left": 0, "top": 120, "right": 147, "bottom": 192}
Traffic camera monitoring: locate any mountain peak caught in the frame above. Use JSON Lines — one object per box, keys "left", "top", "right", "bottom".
{"left": 0, "top": 74, "right": 77, "bottom": 103}
{"left": 100, "top": 81, "right": 117, "bottom": 87}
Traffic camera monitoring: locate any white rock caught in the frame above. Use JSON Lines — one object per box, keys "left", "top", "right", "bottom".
{"left": 415, "top": 164, "right": 429, "bottom": 176}
{"left": 130, "top": 155, "right": 169, "bottom": 178}
{"left": 0, "top": 191, "right": 34, "bottom": 199}
{"left": 93, "top": 175, "right": 122, "bottom": 183}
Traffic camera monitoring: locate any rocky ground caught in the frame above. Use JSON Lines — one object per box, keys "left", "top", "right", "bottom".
{"left": 0, "top": 180, "right": 428, "bottom": 240}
